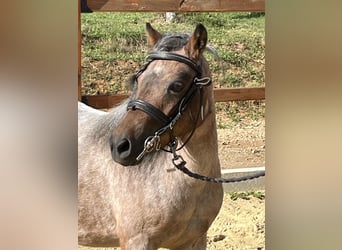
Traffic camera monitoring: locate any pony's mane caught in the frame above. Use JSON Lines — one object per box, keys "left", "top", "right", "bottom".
{"left": 152, "top": 32, "right": 221, "bottom": 61}
{"left": 152, "top": 33, "right": 191, "bottom": 52}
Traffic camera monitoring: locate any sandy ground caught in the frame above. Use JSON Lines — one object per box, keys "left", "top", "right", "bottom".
{"left": 79, "top": 118, "right": 265, "bottom": 249}
{"left": 207, "top": 193, "right": 265, "bottom": 250}
{"left": 208, "top": 118, "right": 265, "bottom": 249}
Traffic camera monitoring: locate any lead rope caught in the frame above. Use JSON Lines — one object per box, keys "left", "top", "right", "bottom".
{"left": 169, "top": 139, "right": 265, "bottom": 183}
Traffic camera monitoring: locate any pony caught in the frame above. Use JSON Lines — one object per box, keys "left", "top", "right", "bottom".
{"left": 78, "top": 23, "right": 223, "bottom": 249}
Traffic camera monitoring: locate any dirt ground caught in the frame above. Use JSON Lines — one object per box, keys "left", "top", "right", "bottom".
{"left": 217, "top": 117, "right": 265, "bottom": 170}
{"left": 79, "top": 118, "right": 265, "bottom": 250}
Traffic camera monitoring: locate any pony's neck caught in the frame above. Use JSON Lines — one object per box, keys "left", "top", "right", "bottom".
{"left": 179, "top": 89, "right": 220, "bottom": 176}
{"left": 185, "top": 109, "right": 218, "bottom": 152}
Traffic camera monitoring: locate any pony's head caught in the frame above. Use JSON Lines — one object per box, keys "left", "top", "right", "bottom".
{"left": 110, "top": 23, "right": 212, "bottom": 166}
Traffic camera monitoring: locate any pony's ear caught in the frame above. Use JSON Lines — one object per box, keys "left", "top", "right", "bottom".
{"left": 146, "top": 23, "right": 162, "bottom": 48}
{"left": 185, "top": 23, "right": 207, "bottom": 61}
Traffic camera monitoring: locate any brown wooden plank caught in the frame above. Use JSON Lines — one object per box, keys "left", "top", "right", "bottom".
{"left": 82, "top": 87, "right": 265, "bottom": 109}
{"left": 213, "top": 87, "right": 265, "bottom": 102}
{"left": 180, "top": 0, "right": 265, "bottom": 12}
{"left": 87, "top": 0, "right": 178, "bottom": 12}
{"left": 86, "top": 0, "right": 265, "bottom": 12}
{"left": 82, "top": 94, "right": 129, "bottom": 109}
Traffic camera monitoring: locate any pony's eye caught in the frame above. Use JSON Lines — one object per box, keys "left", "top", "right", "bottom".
{"left": 168, "top": 82, "right": 184, "bottom": 95}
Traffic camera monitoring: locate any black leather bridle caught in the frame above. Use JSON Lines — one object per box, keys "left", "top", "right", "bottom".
{"left": 125, "top": 51, "right": 265, "bottom": 183}
{"left": 127, "top": 51, "right": 212, "bottom": 161}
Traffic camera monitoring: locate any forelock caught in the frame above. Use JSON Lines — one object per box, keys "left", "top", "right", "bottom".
{"left": 153, "top": 33, "right": 190, "bottom": 52}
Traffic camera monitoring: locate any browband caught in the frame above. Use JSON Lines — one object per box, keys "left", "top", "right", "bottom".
{"left": 146, "top": 52, "right": 202, "bottom": 77}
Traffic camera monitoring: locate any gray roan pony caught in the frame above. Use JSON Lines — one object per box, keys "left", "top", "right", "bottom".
{"left": 78, "top": 23, "right": 223, "bottom": 249}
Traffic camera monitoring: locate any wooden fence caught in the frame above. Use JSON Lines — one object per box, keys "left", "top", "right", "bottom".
{"left": 78, "top": 0, "right": 265, "bottom": 108}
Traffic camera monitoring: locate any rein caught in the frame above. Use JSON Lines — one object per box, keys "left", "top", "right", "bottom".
{"left": 127, "top": 51, "right": 265, "bottom": 183}
{"left": 169, "top": 139, "right": 265, "bottom": 183}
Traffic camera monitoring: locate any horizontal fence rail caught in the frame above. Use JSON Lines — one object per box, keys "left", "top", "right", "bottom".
{"left": 213, "top": 87, "right": 265, "bottom": 102}
{"left": 82, "top": 0, "right": 265, "bottom": 12}
{"left": 81, "top": 87, "right": 265, "bottom": 109}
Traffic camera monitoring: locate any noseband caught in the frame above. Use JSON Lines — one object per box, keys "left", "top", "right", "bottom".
{"left": 127, "top": 51, "right": 212, "bottom": 160}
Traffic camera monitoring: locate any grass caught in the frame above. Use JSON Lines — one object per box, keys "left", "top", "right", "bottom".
{"left": 81, "top": 12, "right": 265, "bottom": 123}
{"left": 229, "top": 191, "right": 265, "bottom": 201}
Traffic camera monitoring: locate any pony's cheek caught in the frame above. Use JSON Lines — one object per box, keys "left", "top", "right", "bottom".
{"left": 172, "top": 115, "right": 194, "bottom": 138}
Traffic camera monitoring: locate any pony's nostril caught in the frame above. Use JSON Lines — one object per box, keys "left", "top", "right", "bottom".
{"left": 110, "top": 136, "right": 136, "bottom": 165}
{"left": 109, "top": 135, "right": 114, "bottom": 152}
{"left": 117, "top": 138, "right": 131, "bottom": 156}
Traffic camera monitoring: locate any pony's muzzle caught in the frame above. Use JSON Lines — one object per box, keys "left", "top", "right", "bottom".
{"left": 110, "top": 135, "right": 137, "bottom": 166}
